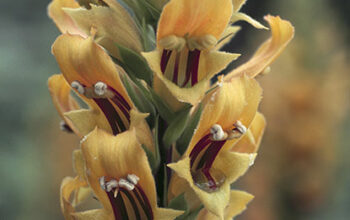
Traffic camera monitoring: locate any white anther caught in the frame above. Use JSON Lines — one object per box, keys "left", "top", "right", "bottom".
{"left": 71, "top": 81, "right": 85, "bottom": 94}
{"left": 99, "top": 176, "right": 106, "bottom": 190}
{"left": 261, "top": 66, "right": 271, "bottom": 76}
{"left": 106, "top": 179, "right": 119, "bottom": 192}
{"left": 80, "top": 135, "right": 88, "bottom": 144}
{"left": 210, "top": 124, "right": 227, "bottom": 141}
{"left": 234, "top": 121, "right": 247, "bottom": 134}
{"left": 127, "top": 174, "right": 140, "bottom": 185}
{"left": 94, "top": 81, "right": 107, "bottom": 96}
{"left": 118, "top": 178, "right": 135, "bottom": 191}
{"left": 59, "top": 121, "right": 71, "bottom": 132}
{"left": 249, "top": 154, "right": 256, "bottom": 167}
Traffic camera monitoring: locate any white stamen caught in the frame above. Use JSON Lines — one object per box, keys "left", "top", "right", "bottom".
{"left": 114, "top": 190, "right": 119, "bottom": 198}
{"left": 210, "top": 124, "right": 227, "bottom": 141}
{"left": 234, "top": 121, "right": 247, "bottom": 134}
{"left": 80, "top": 135, "right": 88, "bottom": 144}
{"left": 118, "top": 178, "right": 135, "bottom": 191}
{"left": 127, "top": 174, "right": 140, "bottom": 185}
{"left": 94, "top": 81, "right": 108, "bottom": 96}
{"left": 106, "top": 179, "right": 119, "bottom": 192}
{"left": 59, "top": 121, "right": 71, "bottom": 132}
{"left": 249, "top": 154, "right": 256, "bottom": 166}
{"left": 71, "top": 81, "right": 85, "bottom": 94}
{"left": 99, "top": 176, "right": 106, "bottom": 190}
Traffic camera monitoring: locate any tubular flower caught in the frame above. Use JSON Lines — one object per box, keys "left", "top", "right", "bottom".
{"left": 78, "top": 128, "right": 183, "bottom": 220}
{"left": 51, "top": 33, "right": 154, "bottom": 152}
{"left": 47, "top": 0, "right": 294, "bottom": 219}
{"left": 168, "top": 76, "right": 262, "bottom": 218}
{"left": 143, "top": 0, "right": 240, "bottom": 110}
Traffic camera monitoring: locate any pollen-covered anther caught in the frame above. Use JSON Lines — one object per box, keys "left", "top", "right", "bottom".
{"left": 210, "top": 124, "right": 228, "bottom": 141}
{"left": 227, "top": 120, "right": 247, "bottom": 139}
{"left": 59, "top": 121, "right": 72, "bottom": 133}
{"left": 187, "top": 35, "right": 217, "bottom": 51}
{"left": 94, "top": 81, "right": 108, "bottom": 96}
{"left": 118, "top": 178, "right": 135, "bottom": 191}
{"left": 99, "top": 176, "right": 106, "bottom": 190}
{"left": 127, "top": 174, "right": 140, "bottom": 185}
{"left": 106, "top": 179, "right": 119, "bottom": 192}
{"left": 71, "top": 80, "right": 85, "bottom": 94}
{"left": 159, "top": 35, "right": 186, "bottom": 51}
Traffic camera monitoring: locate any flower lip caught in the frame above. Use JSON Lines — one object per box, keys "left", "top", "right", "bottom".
{"left": 100, "top": 175, "right": 154, "bottom": 220}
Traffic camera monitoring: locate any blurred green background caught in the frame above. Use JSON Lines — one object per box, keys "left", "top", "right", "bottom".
{"left": 0, "top": 0, "right": 349, "bottom": 219}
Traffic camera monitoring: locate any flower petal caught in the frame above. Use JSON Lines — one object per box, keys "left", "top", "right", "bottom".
{"left": 64, "top": 108, "right": 112, "bottom": 136}
{"left": 231, "top": 12, "right": 268, "bottom": 29}
{"left": 231, "top": 112, "right": 266, "bottom": 153}
{"left": 71, "top": 209, "right": 111, "bottom": 220}
{"left": 196, "top": 190, "right": 254, "bottom": 220}
{"left": 225, "top": 15, "right": 294, "bottom": 80}
{"left": 168, "top": 151, "right": 252, "bottom": 218}
{"left": 157, "top": 0, "right": 233, "bottom": 40}
{"left": 48, "top": 74, "right": 83, "bottom": 134}
{"left": 48, "top": 0, "right": 86, "bottom": 36}
{"left": 52, "top": 34, "right": 131, "bottom": 102}
{"left": 81, "top": 128, "right": 157, "bottom": 212}
{"left": 186, "top": 76, "right": 262, "bottom": 155}
{"left": 60, "top": 176, "right": 88, "bottom": 220}
{"left": 232, "top": 0, "right": 246, "bottom": 12}
{"left": 64, "top": 4, "right": 143, "bottom": 58}
{"left": 215, "top": 26, "right": 241, "bottom": 50}
{"left": 143, "top": 50, "right": 239, "bottom": 110}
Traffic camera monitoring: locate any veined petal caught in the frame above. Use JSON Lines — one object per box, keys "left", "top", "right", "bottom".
{"left": 64, "top": 4, "right": 143, "bottom": 58}
{"left": 168, "top": 151, "right": 252, "bottom": 218}
{"left": 157, "top": 0, "right": 233, "bottom": 41}
{"left": 186, "top": 76, "right": 262, "bottom": 156}
{"left": 143, "top": 50, "right": 239, "bottom": 110}
{"left": 196, "top": 190, "right": 254, "bottom": 220}
{"left": 231, "top": 112, "right": 266, "bottom": 153}
{"left": 48, "top": 0, "right": 86, "bottom": 36}
{"left": 231, "top": 12, "right": 268, "bottom": 30}
{"left": 225, "top": 15, "right": 294, "bottom": 80}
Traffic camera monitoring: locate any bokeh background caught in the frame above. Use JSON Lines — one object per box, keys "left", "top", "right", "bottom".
{"left": 0, "top": 0, "right": 349, "bottom": 219}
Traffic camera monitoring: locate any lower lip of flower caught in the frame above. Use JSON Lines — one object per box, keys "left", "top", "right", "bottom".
{"left": 102, "top": 176, "right": 154, "bottom": 220}
{"left": 160, "top": 49, "right": 201, "bottom": 87}
{"left": 189, "top": 134, "right": 227, "bottom": 192}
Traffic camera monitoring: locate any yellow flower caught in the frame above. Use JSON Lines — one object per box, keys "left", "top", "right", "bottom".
{"left": 167, "top": 76, "right": 262, "bottom": 218}
{"left": 50, "top": 33, "right": 154, "bottom": 152}
{"left": 48, "top": 0, "right": 143, "bottom": 58}
{"left": 143, "top": 0, "right": 240, "bottom": 110}
{"left": 61, "top": 128, "right": 183, "bottom": 220}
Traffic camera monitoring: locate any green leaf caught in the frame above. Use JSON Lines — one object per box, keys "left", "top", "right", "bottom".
{"left": 146, "top": 85, "right": 175, "bottom": 122}
{"left": 141, "top": 144, "right": 159, "bottom": 173}
{"left": 162, "top": 106, "right": 192, "bottom": 149}
{"left": 176, "top": 206, "right": 203, "bottom": 220}
{"left": 168, "top": 193, "right": 187, "bottom": 212}
{"left": 114, "top": 42, "right": 153, "bottom": 85}
{"left": 154, "top": 116, "right": 161, "bottom": 166}
{"left": 141, "top": 18, "right": 156, "bottom": 52}
{"left": 176, "top": 104, "right": 203, "bottom": 155}
{"left": 121, "top": 74, "right": 156, "bottom": 128}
